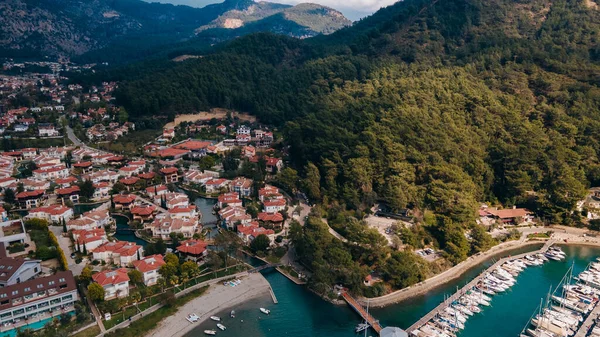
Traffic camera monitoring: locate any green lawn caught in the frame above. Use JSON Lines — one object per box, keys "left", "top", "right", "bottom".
{"left": 72, "top": 325, "right": 101, "bottom": 337}
{"left": 104, "top": 286, "right": 208, "bottom": 337}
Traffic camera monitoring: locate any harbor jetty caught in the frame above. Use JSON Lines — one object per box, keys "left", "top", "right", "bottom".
{"left": 406, "top": 239, "right": 556, "bottom": 335}
{"left": 341, "top": 292, "right": 383, "bottom": 334}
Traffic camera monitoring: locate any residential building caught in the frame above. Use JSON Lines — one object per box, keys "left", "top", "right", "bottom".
{"left": 55, "top": 186, "right": 80, "bottom": 204}
{"left": 263, "top": 198, "right": 286, "bottom": 214}
{"left": 237, "top": 222, "right": 275, "bottom": 244}
{"left": 67, "top": 208, "right": 111, "bottom": 231}
{"left": 0, "top": 258, "right": 42, "bottom": 287}
{"left": 230, "top": 177, "right": 253, "bottom": 197}
{"left": 160, "top": 167, "right": 179, "bottom": 184}
{"left": 204, "top": 178, "right": 230, "bottom": 194}
{"left": 26, "top": 205, "right": 73, "bottom": 224}
{"left": 72, "top": 228, "right": 107, "bottom": 252}
{"left": 0, "top": 271, "right": 78, "bottom": 326}
{"left": 177, "top": 239, "right": 208, "bottom": 262}
{"left": 112, "top": 194, "right": 136, "bottom": 210}
{"left": 146, "top": 214, "right": 198, "bottom": 239}
{"left": 131, "top": 205, "right": 156, "bottom": 223}
{"left": 0, "top": 220, "right": 27, "bottom": 247}
{"left": 32, "top": 165, "right": 69, "bottom": 180}
{"left": 132, "top": 255, "right": 165, "bottom": 286}
{"left": 92, "top": 241, "right": 143, "bottom": 267}
{"left": 218, "top": 192, "right": 242, "bottom": 208}
{"left": 91, "top": 269, "right": 129, "bottom": 300}
{"left": 16, "top": 190, "right": 45, "bottom": 209}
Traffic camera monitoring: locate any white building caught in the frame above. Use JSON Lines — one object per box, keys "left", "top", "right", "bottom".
{"left": 132, "top": 255, "right": 165, "bottom": 286}
{"left": 0, "top": 258, "right": 42, "bottom": 287}
{"left": 91, "top": 269, "right": 130, "bottom": 300}
{"left": 26, "top": 205, "right": 73, "bottom": 224}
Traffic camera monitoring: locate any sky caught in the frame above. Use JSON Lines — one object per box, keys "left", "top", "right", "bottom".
{"left": 144, "top": 0, "right": 397, "bottom": 20}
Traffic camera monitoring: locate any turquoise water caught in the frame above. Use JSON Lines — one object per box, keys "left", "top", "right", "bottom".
{"left": 0, "top": 312, "right": 74, "bottom": 337}
{"left": 73, "top": 202, "right": 104, "bottom": 215}
{"left": 112, "top": 214, "right": 148, "bottom": 247}
{"left": 185, "top": 243, "right": 600, "bottom": 337}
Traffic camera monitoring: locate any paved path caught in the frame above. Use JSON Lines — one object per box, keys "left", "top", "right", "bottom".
{"left": 65, "top": 125, "right": 83, "bottom": 146}
{"left": 574, "top": 300, "right": 600, "bottom": 337}
{"left": 48, "top": 225, "right": 84, "bottom": 276}
{"left": 85, "top": 288, "right": 106, "bottom": 333}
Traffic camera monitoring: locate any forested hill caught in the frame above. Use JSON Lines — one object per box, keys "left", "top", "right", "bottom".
{"left": 117, "top": 0, "right": 600, "bottom": 228}
{"left": 0, "top": 0, "right": 350, "bottom": 63}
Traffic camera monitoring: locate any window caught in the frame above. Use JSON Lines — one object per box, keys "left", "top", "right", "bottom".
{"left": 62, "top": 295, "right": 72, "bottom": 301}
{"left": 24, "top": 288, "right": 30, "bottom": 292}
{"left": 12, "top": 309, "right": 23, "bottom": 315}
{"left": 0, "top": 294, "right": 7, "bottom": 298}
{"left": 0, "top": 300, "right": 8, "bottom": 305}
{"left": 37, "top": 284, "right": 43, "bottom": 289}
{"left": 7, "top": 266, "right": 13, "bottom": 270}
{"left": 48, "top": 281, "right": 55, "bottom": 286}
{"left": 11, "top": 291, "right": 17, "bottom": 295}
{"left": 58, "top": 278, "right": 65, "bottom": 283}
{"left": 25, "top": 305, "right": 36, "bottom": 312}
{"left": 34, "top": 267, "right": 38, "bottom": 273}
{"left": 0, "top": 312, "right": 11, "bottom": 319}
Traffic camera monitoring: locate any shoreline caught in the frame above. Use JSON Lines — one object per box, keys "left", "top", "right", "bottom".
{"left": 360, "top": 239, "right": 545, "bottom": 308}
{"left": 146, "top": 273, "right": 271, "bottom": 337}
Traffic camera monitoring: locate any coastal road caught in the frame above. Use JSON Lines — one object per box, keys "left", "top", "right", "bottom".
{"left": 49, "top": 225, "right": 84, "bottom": 276}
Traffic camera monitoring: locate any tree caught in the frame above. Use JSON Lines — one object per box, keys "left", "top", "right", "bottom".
{"left": 214, "top": 231, "right": 241, "bottom": 268}
{"left": 80, "top": 266, "right": 93, "bottom": 284}
{"left": 61, "top": 218, "right": 67, "bottom": 233}
{"left": 276, "top": 167, "right": 298, "bottom": 193}
{"left": 470, "top": 224, "right": 496, "bottom": 254}
{"left": 145, "top": 238, "right": 167, "bottom": 255}
{"left": 117, "top": 106, "right": 129, "bottom": 123}
{"left": 82, "top": 244, "right": 87, "bottom": 255}
{"left": 222, "top": 153, "right": 239, "bottom": 172}
{"left": 128, "top": 269, "right": 144, "bottom": 286}
{"left": 77, "top": 179, "right": 96, "bottom": 200}
{"left": 59, "top": 312, "right": 71, "bottom": 325}
{"left": 3, "top": 188, "right": 15, "bottom": 205}
{"left": 180, "top": 261, "right": 200, "bottom": 282}
{"left": 250, "top": 234, "right": 270, "bottom": 253}
{"left": 303, "top": 162, "right": 321, "bottom": 201}
{"left": 205, "top": 251, "right": 223, "bottom": 272}
{"left": 164, "top": 252, "right": 179, "bottom": 267}
{"left": 159, "top": 263, "right": 178, "bottom": 282}
{"left": 88, "top": 283, "right": 105, "bottom": 302}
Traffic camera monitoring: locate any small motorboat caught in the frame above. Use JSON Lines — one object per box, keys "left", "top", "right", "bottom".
{"left": 260, "top": 307, "right": 270, "bottom": 315}
{"left": 210, "top": 316, "right": 221, "bottom": 322}
{"left": 204, "top": 330, "right": 217, "bottom": 335}
{"left": 186, "top": 313, "right": 200, "bottom": 323}
{"left": 217, "top": 323, "right": 226, "bottom": 331}
{"left": 230, "top": 310, "right": 235, "bottom": 318}
{"left": 355, "top": 322, "right": 369, "bottom": 333}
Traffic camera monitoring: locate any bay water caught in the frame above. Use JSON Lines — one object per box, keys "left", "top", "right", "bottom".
{"left": 185, "top": 244, "right": 600, "bottom": 337}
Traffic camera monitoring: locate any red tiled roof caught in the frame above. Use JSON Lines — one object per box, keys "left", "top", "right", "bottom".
{"left": 153, "top": 148, "right": 189, "bottom": 158}
{"left": 258, "top": 212, "right": 284, "bottom": 222}
{"left": 263, "top": 199, "right": 286, "bottom": 207}
{"left": 55, "top": 176, "right": 78, "bottom": 185}
{"left": 139, "top": 172, "right": 156, "bottom": 179}
{"left": 73, "top": 161, "right": 92, "bottom": 168}
{"left": 29, "top": 204, "right": 72, "bottom": 216}
{"left": 132, "top": 255, "right": 165, "bottom": 273}
{"left": 92, "top": 268, "right": 130, "bottom": 286}
{"left": 169, "top": 206, "right": 196, "bottom": 213}
{"left": 177, "top": 240, "right": 208, "bottom": 255}
{"left": 160, "top": 167, "right": 178, "bottom": 174}
{"left": 119, "top": 166, "right": 138, "bottom": 172}
{"left": 94, "top": 241, "right": 141, "bottom": 257}
{"left": 486, "top": 208, "right": 531, "bottom": 219}
{"left": 56, "top": 186, "right": 80, "bottom": 195}
{"left": 107, "top": 156, "right": 126, "bottom": 162}
{"left": 113, "top": 194, "right": 136, "bottom": 204}
{"left": 119, "top": 177, "right": 139, "bottom": 185}
{"left": 131, "top": 205, "right": 156, "bottom": 216}
{"left": 146, "top": 185, "right": 167, "bottom": 194}
{"left": 16, "top": 190, "right": 45, "bottom": 199}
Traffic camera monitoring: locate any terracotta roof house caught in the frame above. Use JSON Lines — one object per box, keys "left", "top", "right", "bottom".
{"left": 92, "top": 241, "right": 143, "bottom": 267}
{"left": 55, "top": 185, "right": 80, "bottom": 203}
{"left": 160, "top": 167, "right": 179, "bottom": 184}
{"left": 132, "top": 255, "right": 165, "bottom": 286}
{"left": 112, "top": 194, "right": 137, "bottom": 209}
{"left": 91, "top": 268, "right": 130, "bottom": 300}
{"left": 131, "top": 205, "right": 157, "bottom": 222}
{"left": 481, "top": 207, "right": 534, "bottom": 225}
{"left": 26, "top": 204, "right": 73, "bottom": 223}
{"left": 177, "top": 240, "right": 208, "bottom": 262}
{"left": 218, "top": 192, "right": 242, "bottom": 208}
{"left": 72, "top": 228, "right": 107, "bottom": 252}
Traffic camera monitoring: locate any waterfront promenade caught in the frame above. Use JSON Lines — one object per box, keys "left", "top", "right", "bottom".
{"left": 405, "top": 239, "right": 555, "bottom": 335}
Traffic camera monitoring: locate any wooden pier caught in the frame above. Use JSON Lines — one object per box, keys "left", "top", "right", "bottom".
{"left": 405, "top": 240, "right": 555, "bottom": 335}
{"left": 341, "top": 292, "right": 383, "bottom": 334}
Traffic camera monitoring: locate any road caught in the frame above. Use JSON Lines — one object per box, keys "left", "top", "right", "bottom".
{"left": 48, "top": 225, "right": 84, "bottom": 276}
{"left": 65, "top": 124, "right": 83, "bottom": 146}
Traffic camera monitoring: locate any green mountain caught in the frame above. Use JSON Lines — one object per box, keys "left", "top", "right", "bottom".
{"left": 113, "top": 0, "right": 600, "bottom": 294}
{"left": 0, "top": 0, "right": 350, "bottom": 62}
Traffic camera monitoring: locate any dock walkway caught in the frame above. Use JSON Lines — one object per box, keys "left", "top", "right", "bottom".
{"left": 341, "top": 292, "right": 382, "bottom": 334}
{"left": 406, "top": 239, "right": 555, "bottom": 334}
{"left": 574, "top": 294, "right": 600, "bottom": 337}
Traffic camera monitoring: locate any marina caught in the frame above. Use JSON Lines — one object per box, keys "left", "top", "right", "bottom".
{"left": 406, "top": 240, "right": 557, "bottom": 336}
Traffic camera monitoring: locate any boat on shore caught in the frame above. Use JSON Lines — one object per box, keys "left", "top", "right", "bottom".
{"left": 210, "top": 316, "right": 221, "bottom": 321}
{"left": 260, "top": 307, "right": 270, "bottom": 315}
{"left": 204, "top": 330, "right": 217, "bottom": 335}
{"left": 186, "top": 313, "right": 200, "bottom": 323}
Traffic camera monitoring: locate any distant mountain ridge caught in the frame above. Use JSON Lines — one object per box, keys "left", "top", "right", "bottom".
{"left": 0, "top": 0, "right": 351, "bottom": 60}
